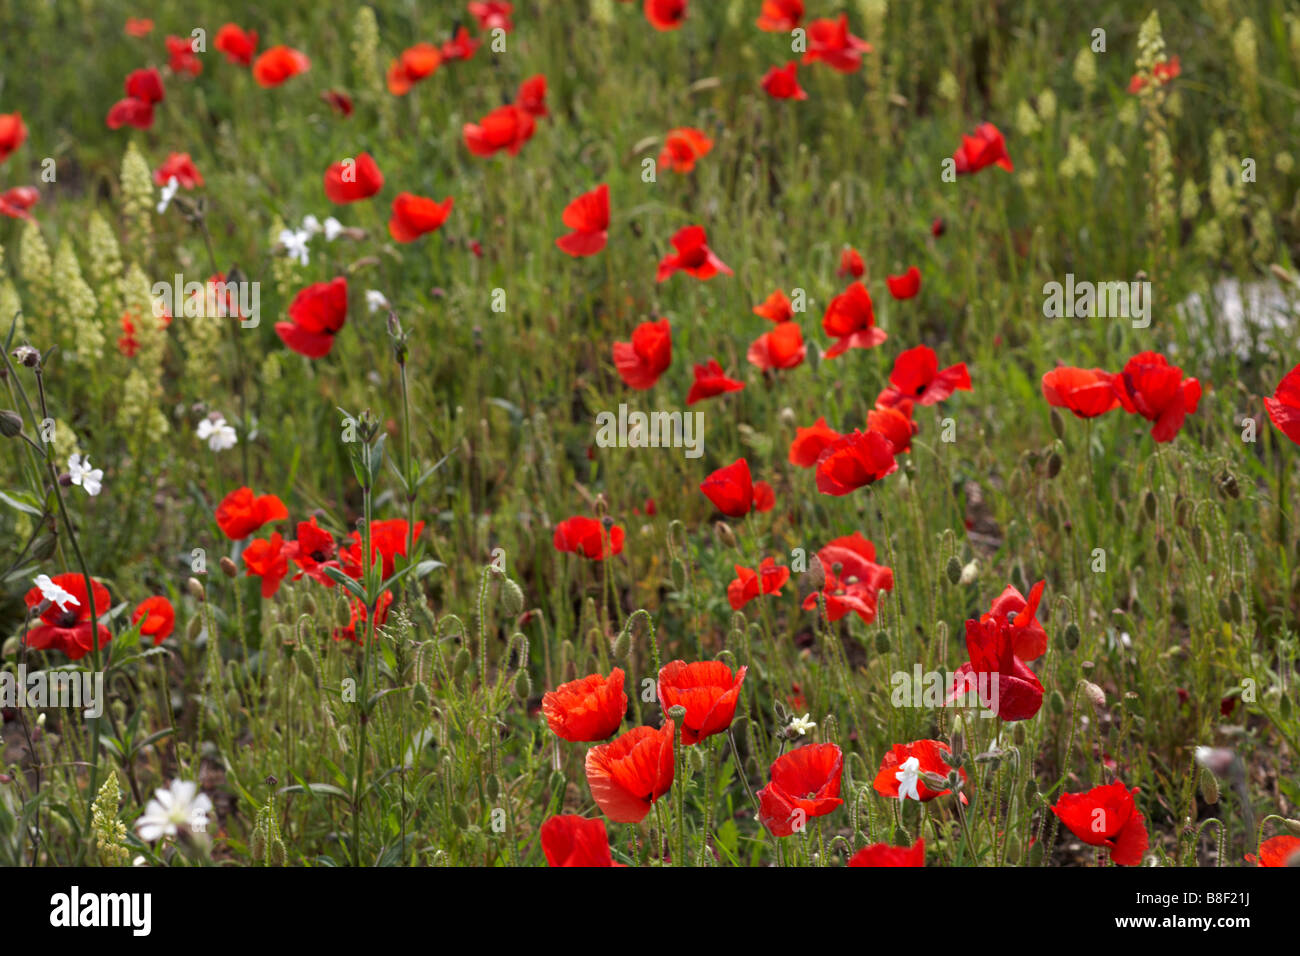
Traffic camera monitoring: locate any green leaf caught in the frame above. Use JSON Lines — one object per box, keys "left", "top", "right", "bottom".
{"left": 279, "top": 782, "right": 350, "bottom": 800}
{"left": 0, "top": 490, "right": 42, "bottom": 516}
{"left": 322, "top": 565, "right": 367, "bottom": 600}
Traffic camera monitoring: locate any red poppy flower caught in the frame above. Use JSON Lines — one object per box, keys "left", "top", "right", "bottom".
{"left": 848, "top": 838, "right": 925, "bottom": 867}
{"left": 1041, "top": 366, "right": 1120, "bottom": 419}
{"left": 757, "top": 0, "right": 803, "bottom": 32}
{"left": 214, "top": 486, "right": 289, "bottom": 540}
{"left": 282, "top": 516, "right": 341, "bottom": 585}
{"left": 789, "top": 417, "right": 842, "bottom": 467}
{"left": 757, "top": 743, "right": 844, "bottom": 837}
{"left": 953, "top": 122, "right": 1013, "bottom": 174}
{"left": 125, "top": 17, "right": 153, "bottom": 37}
{"left": 132, "top": 596, "right": 175, "bottom": 645}
{"left": 323, "top": 152, "right": 383, "bottom": 204}
{"left": 837, "top": 247, "right": 865, "bottom": 278}
{"left": 802, "top": 15, "right": 871, "bottom": 73}
{"left": 1112, "top": 351, "right": 1202, "bottom": 443}
{"left": 543, "top": 668, "right": 627, "bottom": 742}
{"left": 700, "top": 458, "right": 774, "bottom": 517}
{"left": 24, "top": 573, "right": 112, "bottom": 660}
{"left": 243, "top": 532, "right": 289, "bottom": 598}
{"left": 686, "top": 359, "right": 744, "bottom": 405}
{"left": 761, "top": 61, "right": 807, "bottom": 100}
{"left": 106, "top": 97, "right": 155, "bottom": 130}
{"left": 814, "top": 429, "right": 898, "bottom": 495}
{"left": 822, "top": 281, "right": 887, "bottom": 358}
{"left": 748, "top": 322, "right": 806, "bottom": 370}
{"left": 657, "top": 660, "right": 747, "bottom": 744}
{"left": 803, "top": 533, "right": 894, "bottom": 622}
{"left": 126, "top": 67, "right": 166, "bottom": 104}
{"left": 0, "top": 112, "right": 27, "bottom": 164}
{"left": 612, "top": 318, "right": 671, "bottom": 389}
{"left": 516, "top": 74, "right": 548, "bottom": 118}
{"left": 556, "top": 183, "right": 609, "bottom": 257}
{"left": 644, "top": 0, "right": 687, "bottom": 31}
{"left": 540, "top": 815, "right": 624, "bottom": 867}
{"left": 879, "top": 345, "right": 971, "bottom": 405}
{"left": 553, "top": 516, "right": 625, "bottom": 560}
{"left": 321, "top": 89, "right": 354, "bottom": 117}
{"left": 153, "top": 153, "right": 203, "bottom": 189}
{"left": 867, "top": 401, "right": 917, "bottom": 455}
{"left": 215, "top": 24, "right": 258, "bottom": 66}
{"left": 931, "top": 217, "right": 945, "bottom": 237}
{"left": 339, "top": 519, "right": 425, "bottom": 580}
{"left": 1265, "top": 362, "right": 1300, "bottom": 445}
{"left": 873, "top": 740, "right": 965, "bottom": 801}
{"left": 585, "top": 722, "right": 675, "bottom": 823}
{"left": 441, "top": 26, "right": 481, "bottom": 61}
{"left": 983, "top": 581, "right": 1048, "bottom": 661}
{"left": 252, "top": 46, "right": 311, "bottom": 87}
{"left": 753, "top": 289, "right": 794, "bottom": 323}
{"left": 1128, "top": 56, "right": 1180, "bottom": 94}
{"left": 386, "top": 43, "right": 442, "bottom": 96}
{"left": 0, "top": 186, "right": 39, "bottom": 220}
{"left": 276, "top": 277, "right": 348, "bottom": 358}
{"left": 388, "top": 193, "right": 453, "bottom": 242}
{"left": 1246, "top": 834, "right": 1300, "bottom": 867}
{"left": 727, "top": 558, "right": 789, "bottom": 610}
{"left": 463, "top": 104, "right": 536, "bottom": 157}
{"left": 468, "top": 1, "right": 514, "bottom": 32}
{"left": 166, "top": 35, "right": 203, "bottom": 75}
{"left": 659, "top": 127, "right": 712, "bottom": 174}
{"left": 1051, "top": 781, "right": 1149, "bottom": 866}
{"left": 951, "top": 589, "right": 1045, "bottom": 721}
{"left": 885, "top": 265, "right": 921, "bottom": 300}
{"left": 656, "top": 225, "right": 731, "bottom": 282}
{"left": 335, "top": 590, "right": 393, "bottom": 643}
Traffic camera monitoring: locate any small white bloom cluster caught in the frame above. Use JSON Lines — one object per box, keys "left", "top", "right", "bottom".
{"left": 278, "top": 214, "right": 345, "bottom": 266}
{"left": 197, "top": 413, "right": 238, "bottom": 452}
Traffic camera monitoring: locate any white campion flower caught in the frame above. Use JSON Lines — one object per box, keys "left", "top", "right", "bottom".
{"left": 135, "top": 779, "right": 213, "bottom": 843}
{"left": 301, "top": 215, "right": 343, "bottom": 241}
{"left": 322, "top": 216, "right": 344, "bottom": 241}
{"left": 278, "top": 227, "right": 311, "bottom": 266}
{"left": 196, "top": 415, "right": 238, "bottom": 452}
{"left": 156, "top": 176, "right": 180, "bottom": 214}
{"left": 34, "top": 573, "right": 77, "bottom": 611}
{"left": 788, "top": 713, "right": 816, "bottom": 736}
{"left": 365, "top": 290, "right": 390, "bottom": 314}
{"left": 67, "top": 453, "right": 103, "bottom": 496}
{"left": 895, "top": 755, "right": 922, "bottom": 802}
{"left": 301, "top": 214, "right": 322, "bottom": 235}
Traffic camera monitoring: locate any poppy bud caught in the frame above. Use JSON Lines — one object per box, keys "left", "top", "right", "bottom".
{"left": 1143, "top": 491, "right": 1157, "bottom": 520}
{"left": 1199, "top": 768, "right": 1219, "bottom": 805}
{"left": 296, "top": 646, "right": 317, "bottom": 680}
{"left": 1157, "top": 537, "right": 1169, "bottom": 563}
{"left": 1282, "top": 818, "right": 1300, "bottom": 837}
{"left": 0, "top": 409, "right": 22, "bottom": 437}
{"left": 874, "top": 629, "right": 891, "bottom": 654}
{"left": 512, "top": 668, "right": 531, "bottom": 698}
{"left": 1027, "top": 839, "right": 1045, "bottom": 866}
{"left": 1082, "top": 681, "right": 1106, "bottom": 710}
{"left": 1063, "top": 621, "right": 1080, "bottom": 650}
{"left": 186, "top": 614, "right": 203, "bottom": 641}
{"left": 1217, "top": 598, "right": 1233, "bottom": 623}
{"left": 450, "top": 804, "right": 470, "bottom": 829}
{"left": 1229, "top": 590, "right": 1242, "bottom": 621}
{"left": 611, "top": 627, "right": 631, "bottom": 659}
{"left": 187, "top": 577, "right": 206, "bottom": 601}
{"left": 452, "top": 647, "right": 471, "bottom": 680}
{"left": 892, "top": 826, "right": 910, "bottom": 846}
{"left": 1049, "top": 689, "right": 1065, "bottom": 714}
{"left": 921, "top": 771, "right": 949, "bottom": 791}
{"left": 485, "top": 774, "right": 500, "bottom": 801}
{"left": 1049, "top": 408, "right": 1064, "bottom": 441}
{"left": 32, "top": 534, "right": 56, "bottom": 560}
{"left": 688, "top": 746, "right": 706, "bottom": 773}
{"left": 220, "top": 556, "right": 237, "bottom": 578}
{"left": 945, "top": 555, "right": 962, "bottom": 584}
{"left": 500, "top": 577, "right": 524, "bottom": 617}
{"left": 250, "top": 823, "right": 267, "bottom": 861}
{"left": 713, "top": 521, "right": 736, "bottom": 549}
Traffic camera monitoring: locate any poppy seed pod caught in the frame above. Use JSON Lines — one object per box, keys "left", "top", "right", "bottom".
{"left": 0, "top": 409, "right": 23, "bottom": 437}
{"left": 220, "top": 556, "right": 237, "bottom": 578}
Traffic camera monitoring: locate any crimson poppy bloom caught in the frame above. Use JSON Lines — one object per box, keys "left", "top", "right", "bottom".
{"left": 1246, "top": 834, "right": 1300, "bottom": 867}
{"left": 1265, "top": 362, "right": 1300, "bottom": 444}
{"left": 700, "top": 458, "right": 774, "bottom": 517}
{"left": 727, "top": 558, "right": 789, "bottom": 610}
{"left": 106, "top": 97, "right": 155, "bottom": 130}
{"left": 659, "top": 127, "right": 712, "bottom": 174}
{"left": 540, "top": 815, "right": 624, "bottom": 867}
{"left": 867, "top": 401, "right": 917, "bottom": 455}
{"left": 757, "top": 743, "right": 844, "bottom": 837}
{"left": 386, "top": 43, "right": 442, "bottom": 96}
{"left": 340, "top": 519, "right": 426, "bottom": 579}
{"left": 873, "top": 740, "right": 965, "bottom": 801}
{"left": 686, "top": 359, "right": 744, "bottom": 405}
{"left": 126, "top": 66, "right": 165, "bottom": 103}
{"left": 153, "top": 153, "right": 203, "bottom": 189}
{"left": 215, "top": 487, "right": 289, "bottom": 540}
{"left": 543, "top": 668, "right": 627, "bottom": 742}
{"left": 556, "top": 183, "right": 609, "bottom": 257}
{"left": 282, "top": 516, "right": 341, "bottom": 585}
{"left": 243, "top": 532, "right": 289, "bottom": 598}
{"left": 757, "top": 0, "right": 803, "bottom": 31}
{"left": 1112, "top": 351, "right": 1202, "bottom": 443}
{"left": 886, "top": 265, "right": 921, "bottom": 299}
{"left": 789, "top": 417, "right": 842, "bottom": 467}
{"left": 657, "top": 660, "right": 747, "bottom": 744}
{"left": 656, "top": 225, "right": 731, "bottom": 282}
{"left": 815, "top": 429, "right": 898, "bottom": 495}
{"left": 276, "top": 277, "right": 348, "bottom": 358}
{"left": 802, "top": 15, "right": 871, "bottom": 72}
{"left": 802, "top": 533, "right": 893, "bottom": 623}
{"left": 335, "top": 590, "right": 393, "bottom": 643}
{"left": 252, "top": 45, "right": 311, "bottom": 87}
{"left": 321, "top": 89, "right": 354, "bottom": 117}
{"left": 953, "top": 122, "right": 1013, "bottom": 174}
{"left": 0, "top": 113, "right": 28, "bottom": 164}
{"left": 468, "top": 1, "right": 514, "bottom": 32}
{"left": 837, "top": 247, "right": 865, "bottom": 278}
{"left": 463, "top": 104, "right": 536, "bottom": 157}
{"left": 748, "top": 322, "right": 806, "bottom": 370}
{"left": 612, "top": 318, "right": 671, "bottom": 389}
{"left": 1051, "top": 781, "right": 1149, "bottom": 866}
{"left": 585, "top": 722, "right": 675, "bottom": 823}
{"left": 553, "top": 516, "right": 625, "bottom": 560}
{"left": 822, "top": 281, "right": 887, "bottom": 358}
{"left": 644, "top": 0, "right": 687, "bottom": 31}
{"left": 952, "top": 589, "right": 1045, "bottom": 721}
{"left": 880, "top": 345, "right": 971, "bottom": 405}
{"left": 1128, "top": 56, "right": 1180, "bottom": 94}
{"left": 517, "top": 74, "right": 548, "bottom": 117}
{"left": 983, "top": 580, "right": 1047, "bottom": 661}
{"left": 166, "top": 35, "right": 203, "bottom": 75}
{"left": 124, "top": 17, "right": 153, "bottom": 37}
{"left": 761, "top": 61, "right": 807, "bottom": 100}
{"left": 931, "top": 217, "right": 945, "bottom": 237}
{"left": 215, "top": 24, "right": 258, "bottom": 65}
{"left": 848, "top": 838, "right": 925, "bottom": 867}
{"left": 1041, "top": 366, "right": 1120, "bottom": 419}
{"left": 441, "top": 26, "right": 481, "bottom": 60}
{"left": 0, "top": 186, "right": 39, "bottom": 220}
{"left": 388, "top": 193, "right": 453, "bottom": 242}
{"left": 132, "top": 596, "right": 175, "bottom": 645}
{"left": 323, "top": 152, "right": 383, "bottom": 204}
{"left": 23, "top": 573, "right": 112, "bottom": 660}
{"left": 753, "top": 289, "right": 794, "bottom": 323}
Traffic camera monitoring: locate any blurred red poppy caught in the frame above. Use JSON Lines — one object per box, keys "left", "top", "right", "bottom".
{"left": 386, "top": 43, "right": 442, "bottom": 95}
{"left": 340, "top": 519, "right": 425, "bottom": 579}
{"left": 215, "top": 487, "right": 289, "bottom": 540}
{"left": 124, "top": 17, "right": 153, "bottom": 37}
{"left": 886, "top": 265, "right": 921, "bottom": 299}
{"left": 106, "top": 70, "right": 164, "bottom": 130}
{"left": 837, "top": 247, "right": 864, "bottom": 278}
{"left": 727, "top": 558, "right": 789, "bottom": 610}
{"left": 585, "top": 722, "right": 675, "bottom": 823}
{"left": 686, "top": 359, "right": 744, "bottom": 404}
{"left": 700, "top": 458, "right": 773, "bottom": 517}
{"left": 324, "top": 152, "right": 383, "bottom": 204}
{"left": 753, "top": 289, "right": 794, "bottom": 323}
{"left": 657, "top": 660, "right": 747, "bottom": 744}
{"left": 252, "top": 46, "right": 311, "bottom": 87}
{"left": 867, "top": 401, "right": 917, "bottom": 454}
{"left": 468, "top": 1, "right": 514, "bottom": 32}
{"left": 132, "top": 596, "right": 175, "bottom": 645}
{"left": 441, "top": 26, "right": 480, "bottom": 60}
{"left": 1112, "top": 351, "right": 1201, "bottom": 443}
{"left": 644, "top": 0, "right": 687, "bottom": 31}
{"left": 815, "top": 429, "right": 898, "bottom": 495}
{"left": 803, "top": 15, "right": 871, "bottom": 72}
{"left": 1051, "top": 781, "right": 1149, "bottom": 866}
{"left": 985, "top": 581, "right": 1048, "bottom": 661}
{"left": 1128, "top": 56, "right": 1180, "bottom": 94}
{"left": 789, "top": 417, "right": 841, "bottom": 467}
{"left": 613, "top": 318, "right": 671, "bottom": 389}
{"left": 321, "top": 89, "right": 354, "bottom": 117}
{"left": 540, "top": 815, "right": 623, "bottom": 867}
{"left": 243, "top": 532, "right": 289, "bottom": 597}
{"left": 1265, "top": 362, "right": 1300, "bottom": 444}
{"left": 153, "top": 152, "right": 203, "bottom": 189}
{"left": 24, "top": 573, "right": 112, "bottom": 660}
{"left": 952, "top": 586, "right": 1045, "bottom": 721}
{"left": 283, "top": 516, "right": 341, "bottom": 586}
{"left": 656, "top": 225, "right": 731, "bottom": 282}
{"left": 463, "top": 104, "right": 536, "bottom": 156}
{"left": 0, "top": 113, "right": 26, "bottom": 164}
{"left": 757, "top": 0, "right": 803, "bottom": 31}
{"left": 556, "top": 183, "right": 609, "bottom": 257}
{"left": 953, "top": 122, "right": 1013, "bottom": 174}
{"left": 748, "top": 322, "right": 806, "bottom": 370}
{"left": 517, "top": 74, "right": 548, "bottom": 117}
{"left": 761, "top": 61, "right": 807, "bottom": 100}
{"left": 166, "top": 35, "right": 202, "bottom": 75}
{"left": 215, "top": 24, "right": 258, "bottom": 66}
{"left": 659, "top": 127, "right": 712, "bottom": 173}
{"left": 543, "top": 668, "right": 627, "bottom": 742}
{"left": 553, "top": 516, "right": 625, "bottom": 560}
{"left": 1041, "top": 366, "right": 1120, "bottom": 419}
{"left": 388, "top": 193, "right": 453, "bottom": 242}
{"left": 1246, "top": 834, "right": 1300, "bottom": 867}
{"left": 757, "top": 743, "right": 844, "bottom": 836}
{"left": 276, "top": 277, "right": 348, "bottom": 358}
{"left": 880, "top": 345, "right": 971, "bottom": 405}
{"left": 335, "top": 590, "right": 393, "bottom": 643}
{"left": 823, "top": 281, "right": 886, "bottom": 358}
{"left": 0, "top": 186, "right": 39, "bottom": 220}
{"left": 848, "top": 839, "right": 925, "bottom": 867}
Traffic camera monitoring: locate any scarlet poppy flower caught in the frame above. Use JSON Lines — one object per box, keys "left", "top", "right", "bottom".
{"left": 822, "top": 281, "right": 887, "bottom": 358}
{"left": 984, "top": 581, "right": 1048, "bottom": 661}
{"left": 644, "top": 0, "right": 687, "bottom": 31}
{"left": 335, "top": 590, "right": 393, "bottom": 643}
{"left": 761, "top": 61, "right": 807, "bottom": 100}
{"left": 388, "top": 193, "right": 453, "bottom": 242}
{"left": 867, "top": 401, "right": 917, "bottom": 455}
{"left": 132, "top": 596, "right": 175, "bottom": 645}
{"left": 757, "top": 743, "right": 844, "bottom": 837}
{"left": 1041, "top": 366, "right": 1120, "bottom": 419}
{"left": 753, "top": 289, "right": 794, "bottom": 323}
{"left": 126, "top": 67, "right": 165, "bottom": 104}
{"left": 166, "top": 35, "right": 203, "bottom": 75}
{"left": 386, "top": 43, "right": 442, "bottom": 96}
{"left": 953, "top": 122, "right": 1013, "bottom": 174}
{"left": 1111, "top": 351, "right": 1202, "bottom": 443}
{"left": 514, "top": 75, "right": 549, "bottom": 119}
{"left": 848, "top": 838, "right": 925, "bottom": 867}
{"left": 321, "top": 89, "right": 354, "bottom": 117}
{"left": 727, "top": 558, "right": 789, "bottom": 610}
{"left": 243, "top": 532, "right": 289, "bottom": 598}
{"left": 215, "top": 486, "right": 289, "bottom": 540}
{"left": 556, "top": 183, "right": 609, "bottom": 257}
{"left": 757, "top": 0, "right": 803, "bottom": 31}
{"left": 952, "top": 590, "right": 1045, "bottom": 721}
{"left": 879, "top": 345, "right": 971, "bottom": 405}
{"left": 543, "top": 668, "right": 627, "bottom": 742}
{"left": 700, "top": 458, "right": 774, "bottom": 517}
{"left": 106, "top": 97, "right": 155, "bottom": 130}
{"left": 215, "top": 24, "right": 259, "bottom": 65}
{"left": 803, "top": 533, "right": 894, "bottom": 622}
{"left": 463, "top": 104, "right": 536, "bottom": 157}
{"left": 837, "top": 247, "right": 865, "bottom": 278}
{"left": 585, "top": 722, "right": 675, "bottom": 823}
{"left": 0, "top": 186, "right": 39, "bottom": 220}
{"left": 886, "top": 265, "right": 921, "bottom": 300}
{"left": 282, "top": 516, "right": 341, "bottom": 585}
{"left": 659, "top": 127, "right": 712, "bottom": 174}
{"left": 553, "top": 515, "right": 625, "bottom": 560}
{"left": 124, "top": 17, "right": 153, "bottom": 37}
{"left": 1128, "top": 56, "right": 1180, "bottom": 94}
{"left": 931, "top": 217, "right": 945, "bottom": 237}
{"left": 23, "top": 573, "right": 112, "bottom": 660}
{"left": 468, "top": 1, "right": 514, "bottom": 32}
{"left": 748, "top": 322, "right": 806, "bottom": 370}
{"left": 873, "top": 740, "right": 965, "bottom": 801}
{"left": 441, "top": 26, "right": 481, "bottom": 61}
{"left": 252, "top": 46, "right": 311, "bottom": 87}
{"left": 612, "top": 318, "right": 671, "bottom": 389}
{"left": 656, "top": 225, "right": 731, "bottom": 282}
{"left": 802, "top": 15, "right": 871, "bottom": 73}
{"left": 153, "top": 153, "right": 203, "bottom": 189}
{"left": 0, "top": 113, "right": 28, "bottom": 163}
{"left": 276, "top": 277, "right": 348, "bottom": 358}
{"left": 339, "top": 518, "right": 425, "bottom": 580}
{"left": 789, "top": 417, "right": 841, "bottom": 468}
{"left": 1265, "top": 362, "right": 1300, "bottom": 445}
{"left": 686, "top": 358, "right": 744, "bottom": 405}
{"left": 657, "top": 660, "right": 747, "bottom": 745}
{"left": 540, "top": 815, "right": 623, "bottom": 867}
{"left": 323, "top": 152, "right": 383, "bottom": 204}
{"left": 1246, "top": 834, "right": 1300, "bottom": 867}
{"left": 815, "top": 429, "right": 898, "bottom": 495}
{"left": 1051, "top": 781, "right": 1149, "bottom": 866}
